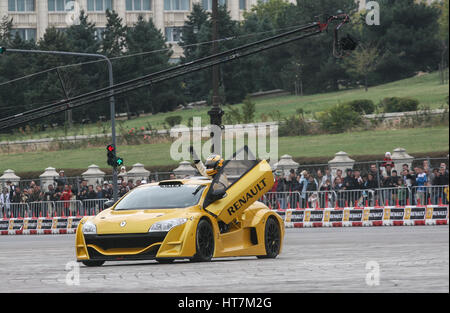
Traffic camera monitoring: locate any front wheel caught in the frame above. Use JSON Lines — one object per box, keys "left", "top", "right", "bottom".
{"left": 191, "top": 219, "right": 215, "bottom": 262}
{"left": 257, "top": 217, "right": 281, "bottom": 259}
{"left": 81, "top": 260, "right": 105, "bottom": 267}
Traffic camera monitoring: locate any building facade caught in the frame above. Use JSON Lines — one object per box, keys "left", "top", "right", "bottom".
{"left": 1, "top": 1, "right": 296, "bottom": 55}
{"left": 1, "top": 0, "right": 438, "bottom": 55}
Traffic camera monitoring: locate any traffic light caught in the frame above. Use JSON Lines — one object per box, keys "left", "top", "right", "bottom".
{"left": 106, "top": 144, "right": 124, "bottom": 168}
{"left": 0, "top": 47, "right": 6, "bottom": 55}
{"left": 106, "top": 144, "right": 116, "bottom": 166}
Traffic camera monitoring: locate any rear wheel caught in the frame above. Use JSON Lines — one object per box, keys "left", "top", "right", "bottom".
{"left": 81, "top": 260, "right": 105, "bottom": 267}
{"left": 192, "top": 219, "right": 215, "bottom": 262}
{"left": 257, "top": 217, "right": 281, "bottom": 259}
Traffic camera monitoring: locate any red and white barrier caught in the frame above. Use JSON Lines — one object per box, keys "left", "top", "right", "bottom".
{"left": 0, "top": 205, "right": 447, "bottom": 235}
{"left": 279, "top": 205, "right": 449, "bottom": 228}
{"left": 0, "top": 217, "right": 81, "bottom": 235}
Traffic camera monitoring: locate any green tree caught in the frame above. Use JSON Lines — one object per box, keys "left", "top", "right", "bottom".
{"left": 241, "top": 0, "right": 299, "bottom": 93}
{"left": 360, "top": 0, "right": 442, "bottom": 83}
{"left": 181, "top": 4, "right": 242, "bottom": 104}
{"left": 123, "top": 16, "right": 183, "bottom": 116}
{"left": 438, "top": 0, "right": 449, "bottom": 43}
{"left": 280, "top": 56, "right": 304, "bottom": 95}
{"left": 240, "top": 0, "right": 357, "bottom": 95}
{"left": 65, "top": 10, "right": 100, "bottom": 54}
{"left": 63, "top": 10, "right": 108, "bottom": 123}
{"left": 180, "top": 4, "right": 210, "bottom": 103}
{"left": 237, "top": 13, "right": 274, "bottom": 93}
{"left": 25, "top": 28, "right": 89, "bottom": 126}
{"left": 317, "top": 103, "right": 362, "bottom": 133}
{"left": 345, "top": 43, "right": 384, "bottom": 91}
{"left": 0, "top": 15, "right": 13, "bottom": 45}
{"left": 222, "top": 94, "right": 255, "bottom": 124}
{"left": 0, "top": 20, "right": 39, "bottom": 126}
{"left": 211, "top": 5, "right": 243, "bottom": 104}
{"left": 245, "top": 0, "right": 292, "bottom": 25}
{"left": 241, "top": 95, "right": 256, "bottom": 123}
{"left": 437, "top": 0, "right": 449, "bottom": 84}
{"left": 102, "top": 10, "right": 127, "bottom": 57}
{"left": 101, "top": 9, "right": 130, "bottom": 119}
{"left": 288, "top": 0, "right": 356, "bottom": 93}
{"left": 180, "top": 3, "right": 209, "bottom": 61}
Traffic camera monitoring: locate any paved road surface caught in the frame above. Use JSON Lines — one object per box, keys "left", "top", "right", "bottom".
{"left": 0, "top": 226, "right": 448, "bottom": 292}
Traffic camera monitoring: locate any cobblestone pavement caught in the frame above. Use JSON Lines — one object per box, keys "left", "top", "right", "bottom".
{"left": 0, "top": 226, "right": 448, "bottom": 292}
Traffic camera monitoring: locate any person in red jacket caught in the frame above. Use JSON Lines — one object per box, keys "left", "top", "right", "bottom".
{"left": 382, "top": 152, "right": 394, "bottom": 168}
{"left": 60, "top": 184, "right": 72, "bottom": 216}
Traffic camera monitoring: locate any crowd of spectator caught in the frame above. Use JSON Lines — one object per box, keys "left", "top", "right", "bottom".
{"left": 1, "top": 170, "right": 174, "bottom": 206}
{"left": 269, "top": 153, "right": 449, "bottom": 208}
{"left": 0, "top": 169, "right": 179, "bottom": 217}
{"left": 0, "top": 155, "right": 448, "bottom": 215}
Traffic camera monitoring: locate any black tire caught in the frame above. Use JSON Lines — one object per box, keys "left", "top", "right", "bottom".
{"left": 257, "top": 217, "right": 281, "bottom": 259}
{"left": 156, "top": 258, "right": 174, "bottom": 264}
{"left": 81, "top": 260, "right": 105, "bottom": 267}
{"left": 192, "top": 219, "right": 215, "bottom": 262}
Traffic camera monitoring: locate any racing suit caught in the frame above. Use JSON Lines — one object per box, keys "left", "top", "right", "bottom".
{"left": 195, "top": 160, "right": 232, "bottom": 233}
{"left": 194, "top": 160, "right": 230, "bottom": 189}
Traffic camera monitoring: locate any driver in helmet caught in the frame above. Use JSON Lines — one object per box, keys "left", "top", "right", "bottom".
{"left": 194, "top": 153, "right": 230, "bottom": 190}
{"left": 191, "top": 149, "right": 236, "bottom": 232}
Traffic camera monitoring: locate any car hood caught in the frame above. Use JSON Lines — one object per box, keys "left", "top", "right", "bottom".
{"left": 91, "top": 207, "right": 193, "bottom": 234}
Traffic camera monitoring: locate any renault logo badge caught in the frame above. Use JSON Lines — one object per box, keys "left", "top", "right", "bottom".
{"left": 120, "top": 221, "right": 126, "bottom": 227}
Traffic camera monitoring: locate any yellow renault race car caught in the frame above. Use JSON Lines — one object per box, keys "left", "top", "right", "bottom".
{"left": 75, "top": 155, "right": 284, "bottom": 266}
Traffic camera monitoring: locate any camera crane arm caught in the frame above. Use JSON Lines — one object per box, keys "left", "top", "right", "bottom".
{"left": 0, "top": 13, "right": 354, "bottom": 130}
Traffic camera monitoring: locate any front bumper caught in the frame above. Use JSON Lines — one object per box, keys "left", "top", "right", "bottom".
{"left": 80, "top": 232, "right": 168, "bottom": 261}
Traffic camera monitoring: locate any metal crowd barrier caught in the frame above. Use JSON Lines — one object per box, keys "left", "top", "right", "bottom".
{"left": 261, "top": 191, "right": 338, "bottom": 209}
{"left": 333, "top": 189, "right": 375, "bottom": 207}
{"left": 411, "top": 185, "right": 449, "bottom": 206}
{"left": 1, "top": 186, "right": 448, "bottom": 218}
{"left": 1, "top": 199, "right": 111, "bottom": 218}
{"left": 373, "top": 186, "right": 449, "bottom": 206}
{"left": 7, "top": 203, "right": 30, "bottom": 218}
{"left": 376, "top": 187, "right": 411, "bottom": 206}
{"left": 54, "top": 200, "right": 83, "bottom": 217}
{"left": 82, "top": 199, "right": 109, "bottom": 216}
{"left": 261, "top": 192, "right": 302, "bottom": 210}
{"left": 29, "top": 201, "right": 55, "bottom": 218}
{"left": 302, "top": 191, "right": 337, "bottom": 209}
{"left": 259, "top": 187, "right": 448, "bottom": 210}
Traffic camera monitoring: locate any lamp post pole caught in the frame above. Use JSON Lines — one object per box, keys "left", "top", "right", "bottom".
{"left": 4, "top": 48, "right": 118, "bottom": 201}
{"left": 208, "top": 0, "right": 224, "bottom": 155}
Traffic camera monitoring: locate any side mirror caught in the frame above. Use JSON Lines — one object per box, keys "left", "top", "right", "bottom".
{"left": 103, "top": 200, "right": 116, "bottom": 209}
{"left": 209, "top": 188, "right": 227, "bottom": 202}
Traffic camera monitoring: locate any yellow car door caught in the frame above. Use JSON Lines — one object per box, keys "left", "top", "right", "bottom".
{"left": 204, "top": 159, "right": 274, "bottom": 224}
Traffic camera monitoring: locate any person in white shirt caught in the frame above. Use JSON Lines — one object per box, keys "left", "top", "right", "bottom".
{"left": 0, "top": 187, "right": 11, "bottom": 218}
{"left": 322, "top": 168, "right": 334, "bottom": 188}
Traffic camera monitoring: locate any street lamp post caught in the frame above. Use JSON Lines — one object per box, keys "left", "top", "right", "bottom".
{"left": 3, "top": 48, "right": 118, "bottom": 202}
{"left": 208, "top": 0, "right": 224, "bottom": 155}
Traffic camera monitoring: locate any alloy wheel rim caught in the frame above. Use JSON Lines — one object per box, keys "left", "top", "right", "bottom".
{"left": 198, "top": 224, "right": 214, "bottom": 257}
{"left": 266, "top": 222, "right": 280, "bottom": 255}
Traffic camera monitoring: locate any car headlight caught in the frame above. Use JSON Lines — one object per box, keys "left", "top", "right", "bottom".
{"left": 149, "top": 218, "right": 187, "bottom": 232}
{"left": 82, "top": 221, "right": 97, "bottom": 234}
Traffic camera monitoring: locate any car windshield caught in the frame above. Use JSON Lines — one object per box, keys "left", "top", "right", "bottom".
{"left": 114, "top": 184, "right": 205, "bottom": 210}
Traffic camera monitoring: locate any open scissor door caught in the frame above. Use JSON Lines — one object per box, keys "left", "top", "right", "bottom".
{"left": 203, "top": 146, "right": 274, "bottom": 224}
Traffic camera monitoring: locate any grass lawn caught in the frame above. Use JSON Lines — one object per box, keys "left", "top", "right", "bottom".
{"left": 1, "top": 71, "right": 448, "bottom": 142}
{"left": 278, "top": 126, "right": 449, "bottom": 158}
{"left": 1, "top": 126, "right": 448, "bottom": 174}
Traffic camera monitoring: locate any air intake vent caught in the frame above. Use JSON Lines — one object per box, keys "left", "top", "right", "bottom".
{"left": 158, "top": 181, "right": 183, "bottom": 187}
